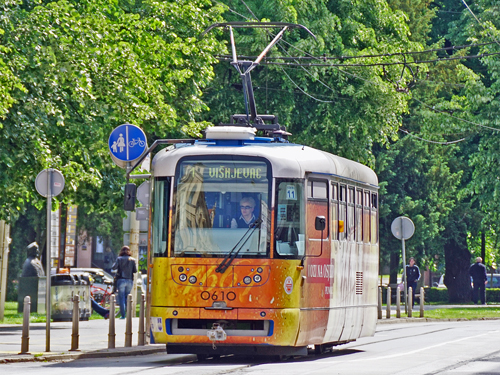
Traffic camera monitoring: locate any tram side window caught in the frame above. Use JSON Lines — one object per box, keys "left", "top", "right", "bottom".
{"left": 363, "top": 191, "right": 370, "bottom": 243}
{"left": 152, "top": 177, "right": 171, "bottom": 257}
{"left": 275, "top": 179, "right": 305, "bottom": 258}
{"left": 356, "top": 189, "right": 363, "bottom": 243}
{"left": 371, "top": 193, "right": 378, "bottom": 244}
{"left": 347, "top": 187, "right": 355, "bottom": 242}
{"left": 331, "top": 183, "right": 339, "bottom": 240}
{"left": 339, "top": 185, "right": 347, "bottom": 241}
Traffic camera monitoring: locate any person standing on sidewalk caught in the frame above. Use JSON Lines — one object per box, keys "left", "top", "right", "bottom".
{"left": 469, "top": 256, "right": 488, "bottom": 305}
{"left": 406, "top": 257, "right": 420, "bottom": 308}
{"left": 112, "top": 246, "right": 137, "bottom": 319}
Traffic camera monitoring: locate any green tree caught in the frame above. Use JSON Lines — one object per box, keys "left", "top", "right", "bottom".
{"left": 0, "top": 0, "right": 224, "bottom": 220}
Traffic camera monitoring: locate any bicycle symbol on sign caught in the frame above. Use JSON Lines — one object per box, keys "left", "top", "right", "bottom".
{"left": 128, "top": 138, "right": 146, "bottom": 147}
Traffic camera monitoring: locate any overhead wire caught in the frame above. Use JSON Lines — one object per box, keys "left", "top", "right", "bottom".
{"left": 213, "top": 1, "right": 500, "bottom": 141}
{"left": 399, "top": 129, "right": 467, "bottom": 145}
{"left": 461, "top": 0, "right": 500, "bottom": 47}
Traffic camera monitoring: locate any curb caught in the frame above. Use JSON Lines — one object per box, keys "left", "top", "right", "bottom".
{"left": 377, "top": 316, "right": 500, "bottom": 324}
{"left": 0, "top": 345, "right": 187, "bottom": 364}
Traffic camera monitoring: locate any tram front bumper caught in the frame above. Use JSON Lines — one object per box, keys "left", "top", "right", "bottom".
{"left": 150, "top": 306, "right": 300, "bottom": 347}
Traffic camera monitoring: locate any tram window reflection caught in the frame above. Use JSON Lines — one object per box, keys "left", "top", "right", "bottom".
{"left": 275, "top": 179, "right": 305, "bottom": 258}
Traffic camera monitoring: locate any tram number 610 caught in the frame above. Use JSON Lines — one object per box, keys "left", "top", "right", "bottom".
{"left": 201, "top": 291, "right": 236, "bottom": 301}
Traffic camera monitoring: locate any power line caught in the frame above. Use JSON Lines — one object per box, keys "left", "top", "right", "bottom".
{"left": 216, "top": 42, "right": 498, "bottom": 62}
{"left": 217, "top": 50, "right": 500, "bottom": 67}
{"left": 399, "top": 129, "right": 467, "bottom": 145}
{"left": 413, "top": 98, "right": 500, "bottom": 132}
{"left": 461, "top": 0, "right": 500, "bottom": 47}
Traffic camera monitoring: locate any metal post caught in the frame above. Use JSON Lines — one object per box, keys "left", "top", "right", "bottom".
{"left": 108, "top": 294, "right": 116, "bottom": 349}
{"left": 138, "top": 294, "right": 145, "bottom": 346}
{"left": 386, "top": 286, "right": 391, "bottom": 319}
{"left": 20, "top": 296, "right": 31, "bottom": 354}
{"left": 401, "top": 236, "right": 407, "bottom": 314}
{"left": 377, "top": 287, "right": 382, "bottom": 319}
{"left": 408, "top": 287, "right": 413, "bottom": 318}
{"left": 70, "top": 294, "right": 79, "bottom": 351}
{"left": 396, "top": 287, "right": 401, "bottom": 318}
{"left": 45, "top": 170, "right": 52, "bottom": 352}
{"left": 125, "top": 294, "right": 133, "bottom": 347}
{"left": 0, "top": 220, "right": 10, "bottom": 321}
{"left": 420, "top": 287, "right": 425, "bottom": 318}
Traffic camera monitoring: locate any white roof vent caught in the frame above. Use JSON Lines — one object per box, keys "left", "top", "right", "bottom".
{"left": 205, "top": 126, "right": 256, "bottom": 140}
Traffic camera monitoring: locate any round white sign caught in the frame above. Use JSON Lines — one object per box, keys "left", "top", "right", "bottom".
{"left": 391, "top": 216, "right": 415, "bottom": 240}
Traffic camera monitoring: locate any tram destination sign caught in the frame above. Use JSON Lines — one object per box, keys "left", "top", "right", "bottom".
{"left": 179, "top": 160, "right": 268, "bottom": 182}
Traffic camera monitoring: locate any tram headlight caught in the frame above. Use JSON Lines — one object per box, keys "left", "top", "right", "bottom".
{"left": 243, "top": 276, "right": 252, "bottom": 285}
{"left": 253, "top": 274, "right": 262, "bottom": 283}
{"left": 189, "top": 275, "right": 197, "bottom": 284}
{"left": 179, "top": 274, "right": 187, "bottom": 282}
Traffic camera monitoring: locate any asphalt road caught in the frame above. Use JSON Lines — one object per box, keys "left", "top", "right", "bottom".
{"left": 2, "top": 319, "right": 500, "bottom": 374}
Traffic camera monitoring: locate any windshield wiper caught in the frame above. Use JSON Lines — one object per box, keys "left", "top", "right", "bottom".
{"left": 215, "top": 218, "right": 262, "bottom": 274}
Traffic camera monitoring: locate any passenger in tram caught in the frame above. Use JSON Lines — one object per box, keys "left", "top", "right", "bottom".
{"left": 231, "top": 196, "right": 257, "bottom": 228}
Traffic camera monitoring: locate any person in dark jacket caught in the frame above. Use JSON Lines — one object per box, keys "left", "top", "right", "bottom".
{"left": 112, "top": 246, "right": 137, "bottom": 319}
{"left": 469, "top": 257, "right": 487, "bottom": 305}
{"left": 406, "top": 257, "right": 420, "bottom": 308}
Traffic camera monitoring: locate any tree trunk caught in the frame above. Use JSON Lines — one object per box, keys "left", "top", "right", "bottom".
{"left": 444, "top": 230, "right": 472, "bottom": 303}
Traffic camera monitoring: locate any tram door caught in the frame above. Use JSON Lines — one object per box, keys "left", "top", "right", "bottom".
{"left": 300, "top": 178, "right": 331, "bottom": 344}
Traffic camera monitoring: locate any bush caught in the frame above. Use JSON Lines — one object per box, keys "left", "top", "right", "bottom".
{"left": 424, "top": 287, "right": 448, "bottom": 303}
{"left": 486, "top": 288, "right": 500, "bottom": 303}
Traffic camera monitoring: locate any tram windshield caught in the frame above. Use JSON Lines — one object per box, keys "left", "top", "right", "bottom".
{"left": 167, "top": 157, "right": 271, "bottom": 258}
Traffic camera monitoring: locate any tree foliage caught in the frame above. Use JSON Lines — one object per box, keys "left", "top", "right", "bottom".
{"left": 0, "top": 0, "right": 224, "bottom": 220}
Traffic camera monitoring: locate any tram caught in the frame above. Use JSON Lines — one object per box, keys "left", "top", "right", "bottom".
{"left": 127, "top": 23, "right": 379, "bottom": 356}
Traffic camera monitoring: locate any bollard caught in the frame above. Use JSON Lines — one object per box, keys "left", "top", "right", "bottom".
{"left": 386, "top": 286, "right": 391, "bottom": 319}
{"left": 70, "top": 294, "right": 80, "bottom": 351}
{"left": 108, "top": 294, "right": 116, "bottom": 349}
{"left": 408, "top": 287, "right": 413, "bottom": 318}
{"left": 20, "top": 296, "right": 31, "bottom": 354}
{"left": 125, "top": 294, "right": 133, "bottom": 347}
{"left": 138, "top": 294, "right": 145, "bottom": 346}
{"left": 377, "top": 287, "right": 382, "bottom": 319}
{"left": 396, "top": 287, "right": 401, "bottom": 318}
{"left": 420, "top": 287, "right": 425, "bottom": 318}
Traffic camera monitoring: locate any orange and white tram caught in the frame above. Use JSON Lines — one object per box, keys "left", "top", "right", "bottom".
{"left": 146, "top": 125, "right": 379, "bottom": 356}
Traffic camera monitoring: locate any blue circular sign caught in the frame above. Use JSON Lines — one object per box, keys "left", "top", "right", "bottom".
{"left": 108, "top": 124, "right": 147, "bottom": 165}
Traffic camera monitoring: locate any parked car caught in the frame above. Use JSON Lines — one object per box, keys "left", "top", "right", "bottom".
{"left": 485, "top": 274, "right": 500, "bottom": 288}
{"left": 70, "top": 267, "right": 114, "bottom": 289}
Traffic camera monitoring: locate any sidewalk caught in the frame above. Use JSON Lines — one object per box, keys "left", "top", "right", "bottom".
{"left": 0, "top": 318, "right": 196, "bottom": 364}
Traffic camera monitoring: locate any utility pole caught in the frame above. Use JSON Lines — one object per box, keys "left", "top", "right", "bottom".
{"left": 129, "top": 211, "right": 140, "bottom": 312}
{"left": 0, "top": 220, "right": 11, "bottom": 320}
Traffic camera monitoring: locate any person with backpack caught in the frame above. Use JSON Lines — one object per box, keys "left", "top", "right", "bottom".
{"left": 111, "top": 246, "right": 137, "bottom": 319}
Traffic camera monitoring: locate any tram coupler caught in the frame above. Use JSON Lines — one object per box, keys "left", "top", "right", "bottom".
{"left": 207, "top": 323, "right": 227, "bottom": 349}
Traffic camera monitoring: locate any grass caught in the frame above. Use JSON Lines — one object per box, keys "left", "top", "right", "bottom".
{"left": 0, "top": 301, "right": 142, "bottom": 324}
{"left": 423, "top": 307, "right": 500, "bottom": 320}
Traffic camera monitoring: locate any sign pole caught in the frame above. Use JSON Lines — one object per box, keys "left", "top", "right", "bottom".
{"left": 35, "top": 167, "right": 64, "bottom": 353}
{"left": 391, "top": 216, "right": 415, "bottom": 316}
{"left": 402, "top": 235, "right": 407, "bottom": 314}
{"left": 45, "top": 169, "right": 52, "bottom": 352}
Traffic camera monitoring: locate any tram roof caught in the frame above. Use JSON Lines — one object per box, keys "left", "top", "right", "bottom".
{"left": 152, "top": 141, "right": 378, "bottom": 187}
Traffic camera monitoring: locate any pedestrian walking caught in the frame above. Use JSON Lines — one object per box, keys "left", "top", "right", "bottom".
{"left": 406, "top": 257, "right": 420, "bottom": 308}
{"left": 112, "top": 246, "right": 137, "bottom": 319}
{"left": 469, "top": 256, "right": 487, "bottom": 305}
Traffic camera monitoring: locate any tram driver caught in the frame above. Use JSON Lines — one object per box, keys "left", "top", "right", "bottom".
{"left": 231, "top": 196, "right": 257, "bottom": 228}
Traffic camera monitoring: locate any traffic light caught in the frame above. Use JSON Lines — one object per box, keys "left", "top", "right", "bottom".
{"left": 124, "top": 183, "right": 137, "bottom": 211}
